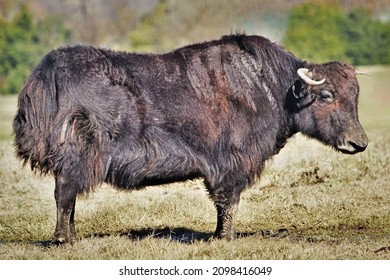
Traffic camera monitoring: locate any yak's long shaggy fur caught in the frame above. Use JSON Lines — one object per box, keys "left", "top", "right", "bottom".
{"left": 13, "top": 34, "right": 367, "bottom": 243}
{"left": 13, "top": 35, "right": 302, "bottom": 193}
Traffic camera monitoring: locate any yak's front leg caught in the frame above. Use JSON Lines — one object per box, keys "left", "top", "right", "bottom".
{"left": 215, "top": 200, "right": 240, "bottom": 240}
{"left": 52, "top": 175, "right": 79, "bottom": 245}
{"left": 206, "top": 177, "right": 245, "bottom": 241}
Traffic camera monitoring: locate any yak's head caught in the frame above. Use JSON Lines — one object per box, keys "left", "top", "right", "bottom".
{"left": 289, "top": 61, "right": 368, "bottom": 154}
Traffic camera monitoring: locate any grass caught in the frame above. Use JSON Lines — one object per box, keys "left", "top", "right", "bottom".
{"left": 0, "top": 66, "right": 389, "bottom": 260}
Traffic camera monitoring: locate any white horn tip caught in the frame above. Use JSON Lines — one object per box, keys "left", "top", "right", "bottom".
{"left": 297, "top": 68, "right": 326, "bottom": 85}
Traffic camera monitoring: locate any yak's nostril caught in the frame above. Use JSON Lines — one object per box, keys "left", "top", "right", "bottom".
{"left": 349, "top": 140, "right": 367, "bottom": 152}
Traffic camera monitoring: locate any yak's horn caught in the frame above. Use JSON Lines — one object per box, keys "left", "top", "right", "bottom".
{"left": 355, "top": 69, "right": 372, "bottom": 77}
{"left": 297, "top": 68, "right": 326, "bottom": 85}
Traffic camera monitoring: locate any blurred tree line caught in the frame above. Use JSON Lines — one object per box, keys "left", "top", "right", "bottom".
{"left": 0, "top": 0, "right": 389, "bottom": 94}
{"left": 0, "top": 4, "right": 69, "bottom": 94}
{"left": 284, "top": 2, "right": 390, "bottom": 65}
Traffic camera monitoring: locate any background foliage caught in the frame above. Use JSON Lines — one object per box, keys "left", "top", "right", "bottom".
{"left": 0, "top": 4, "right": 69, "bottom": 94}
{"left": 0, "top": 0, "right": 389, "bottom": 95}
{"left": 284, "top": 2, "right": 390, "bottom": 65}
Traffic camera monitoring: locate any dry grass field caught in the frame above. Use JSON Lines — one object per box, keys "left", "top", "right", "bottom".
{"left": 0, "top": 66, "right": 389, "bottom": 260}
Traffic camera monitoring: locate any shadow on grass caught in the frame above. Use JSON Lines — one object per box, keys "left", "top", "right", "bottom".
{"left": 87, "top": 227, "right": 290, "bottom": 244}
{"left": 126, "top": 227, "right": 213, "bottom": 243}
{"left": 0, "top": 227, "right": 287, "bottom": 248}
{"left": 0, "top": 239, "right": 54, "bottom": 248}
{"left": 0, "top": 227, "right": 292, "bottom": 248}
{"left": 3, "top": 226, "right": 362, "bottom": 248}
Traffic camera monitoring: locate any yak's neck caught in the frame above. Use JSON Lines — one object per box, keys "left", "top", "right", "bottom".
{"left": 267, "top": 58, "right": 306, "bottom": 150}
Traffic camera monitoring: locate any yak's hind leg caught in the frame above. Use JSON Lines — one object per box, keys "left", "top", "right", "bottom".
{"left": 52, "top": 175, "right": 79, "bottom": 245}
{"left": 50, "top": 106, "right": 107, "bottom": 244}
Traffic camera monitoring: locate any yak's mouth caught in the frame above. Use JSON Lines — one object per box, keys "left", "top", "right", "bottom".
{"left": 336, "top": 140, "right": 367, "bottom": 154}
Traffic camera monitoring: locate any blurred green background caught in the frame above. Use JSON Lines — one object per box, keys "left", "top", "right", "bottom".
{"left": 1, "top": 0, "right": 390, "bottom": 95}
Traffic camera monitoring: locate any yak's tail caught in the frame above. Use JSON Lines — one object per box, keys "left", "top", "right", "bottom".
{"left": 13, "top": 49, "right": 110, "bottom": 192}
{"left": 13, "top": 52, "right": 59, "bottom": 174}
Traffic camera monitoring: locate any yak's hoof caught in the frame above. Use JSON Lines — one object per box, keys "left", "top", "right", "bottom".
{"left": 51, "top": 235, "right": 77, "bottom": 245}
{"left": 51, "top": 237, "right": 67, "bottom": 246}
{"left": 213, "top": 231, "right": 237, "bottom": 241}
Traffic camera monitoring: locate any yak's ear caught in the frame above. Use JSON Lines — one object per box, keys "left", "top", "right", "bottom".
{"left": 290, "top": 79, "right": 316, "bottom": 109}
{"left": 291, "top": 79, "right": 305, "bottom": 99}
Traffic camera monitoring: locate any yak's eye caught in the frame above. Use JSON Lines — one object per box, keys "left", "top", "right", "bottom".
{"left": 320, "top": 90, "right": 334, "bottom": 103}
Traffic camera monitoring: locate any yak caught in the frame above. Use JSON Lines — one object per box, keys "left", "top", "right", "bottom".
{"left": 13, "top": 34, "right": 368, "bottom": 244}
